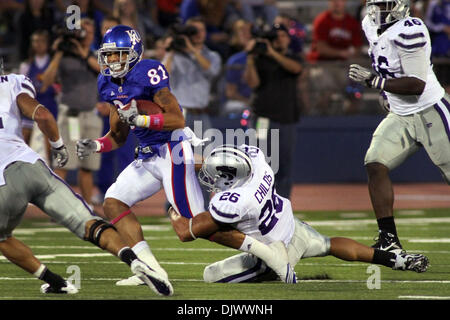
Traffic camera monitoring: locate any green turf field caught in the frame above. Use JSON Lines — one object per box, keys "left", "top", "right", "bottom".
{"left": 1, "top": 208, "right": 449, "bottom": 301}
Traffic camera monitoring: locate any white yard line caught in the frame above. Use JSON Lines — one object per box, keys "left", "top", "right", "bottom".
{"left": 398, "top": 295, "right": 450, "bottom": 300}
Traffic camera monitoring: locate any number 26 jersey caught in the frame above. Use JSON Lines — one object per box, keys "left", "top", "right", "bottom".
{"left": 208, "top": 145, "right": 295, "bottom": 247}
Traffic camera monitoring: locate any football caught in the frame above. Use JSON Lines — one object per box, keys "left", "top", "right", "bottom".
{"left": 124, "top": 99, "right": 163, "bottom": 115}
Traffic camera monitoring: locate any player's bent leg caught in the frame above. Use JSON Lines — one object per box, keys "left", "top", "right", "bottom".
{"left": 203, "top": 253, "right": 272, "bottom": 283}
{"left": 103, "top": 197, "right": 144, "bottom": 246}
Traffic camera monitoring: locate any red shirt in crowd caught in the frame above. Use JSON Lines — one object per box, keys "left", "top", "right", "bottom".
{"left": 308, "top": 10, "right": 363, "bottom": 61}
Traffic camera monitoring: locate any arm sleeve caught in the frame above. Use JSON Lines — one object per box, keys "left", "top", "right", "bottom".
{"left": 208, "top": 195, "right": 243, "bottom": 225}
{"left": 16, "top": 75, "right": 36, "bottom": 99}
{"left": 398, "top": 48, "right": 428, "bottom": 81}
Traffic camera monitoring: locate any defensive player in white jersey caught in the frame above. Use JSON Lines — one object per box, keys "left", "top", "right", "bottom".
{"left": 0, "top": 72, "right": 174, "bottom": 296}
{"left": 348, "top": 0, "right": 450, "bottom": 252}
{"left": 169, "top": 145, "right": 429, "bottom": 283}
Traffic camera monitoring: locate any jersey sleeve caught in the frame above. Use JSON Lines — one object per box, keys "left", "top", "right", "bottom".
{"left": 15, "top": 74, "right": 36, "bottom": 99}
{"left": 391, "top": 19, "right": 428, "bottom": 53}
{"left": 136, "top": 60, "right": 170, "bottom": 96}
{"left": 208, "top": 193, "right": 244, "bottom": 225}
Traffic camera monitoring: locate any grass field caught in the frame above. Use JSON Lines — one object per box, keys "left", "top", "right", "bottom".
{"left": 1, "top": 208, "right": 449, "bottom": 302}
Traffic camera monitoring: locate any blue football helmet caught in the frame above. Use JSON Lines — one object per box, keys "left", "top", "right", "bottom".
{"left": 98, "top": 25, "right": 143, "bottom": 78}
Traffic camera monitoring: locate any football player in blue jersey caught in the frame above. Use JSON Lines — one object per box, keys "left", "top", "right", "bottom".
{"left": 76, "top": 25, "right": 292, "bottom": 289}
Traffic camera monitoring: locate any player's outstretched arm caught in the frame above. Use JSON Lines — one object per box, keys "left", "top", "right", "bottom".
{"left": 16, "top": 93, "right": 68, "bottom": 167}
{"left": 77, "top": 104, "right": 129, "bottom": 159}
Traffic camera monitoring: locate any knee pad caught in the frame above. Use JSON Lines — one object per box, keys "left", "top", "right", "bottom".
{"left": 84, "top": 219, "right": 117, "bottom": 248}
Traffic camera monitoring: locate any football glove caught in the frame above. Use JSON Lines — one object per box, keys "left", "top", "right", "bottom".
{"left": 117, "top": 99, "right": 139, "bottom": 126}
{"left": 76, "top": 139, "right": 97, "bottom": 160}
{"left": 348, "top": 64, "right": 385, "bottom": 90}
{"left": 51, "top": 145, "right": 69, "bottom": 168}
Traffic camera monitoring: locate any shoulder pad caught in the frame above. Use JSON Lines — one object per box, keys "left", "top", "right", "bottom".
{"left": 389, "top": 18, "right": 428, "bottom": 52}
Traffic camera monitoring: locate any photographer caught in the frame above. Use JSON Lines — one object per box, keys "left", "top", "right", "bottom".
{"left": 162, "top": 16, "right": 221, "bottom": 206}
{"left": 243, "top": 23, "right": 302, "bottom": 200}
{"left": 41, "top": 18, "right": 102, "bottom": 210}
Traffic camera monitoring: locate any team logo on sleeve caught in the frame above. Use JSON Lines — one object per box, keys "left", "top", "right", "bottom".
{"left": 125, "top": 30, "right": 141, "bottom": 48}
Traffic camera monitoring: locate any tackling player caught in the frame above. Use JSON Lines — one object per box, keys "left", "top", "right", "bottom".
{"left": 0, "top": 72, "right": 173, "bottom": 296}
{"left": 348, "top": 0, "right": 450, "bottom": 252}
{"left": 169, "top": 145, "right": 429, "bottom": 283}
{"left": 75, "top": 25, "right": 289, "bottom": 288}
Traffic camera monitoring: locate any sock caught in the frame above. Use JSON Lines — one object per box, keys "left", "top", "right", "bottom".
{"left": 372, "top": 249, "right": 396, "bottom": 268}
{"left": 118, "top": 247, "right": 138, "bottom": 266}
{"left": 377, "top": 217, "right": 398, "bottom": 237}
{"left": 132, "top": 241, "right": 165, "bottom": 274}
{"left": 36, "top": 265, "right": 66, "bottom": 288}
{"left": 239, "top": 236, "right": 274, "bottom": 263}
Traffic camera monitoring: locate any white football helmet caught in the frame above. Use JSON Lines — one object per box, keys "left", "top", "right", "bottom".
{"left": 366, "top": 0, "right": 410, "bottom": 27}
{"left": 199, "top": 145, "right": 253, "bottom": 193}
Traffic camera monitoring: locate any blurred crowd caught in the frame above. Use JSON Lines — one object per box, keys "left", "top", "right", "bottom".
{"left": 0, "top": 0, "right": 449, "bottom": 203}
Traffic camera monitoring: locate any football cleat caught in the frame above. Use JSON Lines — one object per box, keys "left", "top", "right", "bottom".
{"left": 266, "top": 241, "right": 297, "bottom": 284}
{"left": 40, "top": 281, "right": 78, "bottom": 294}
{"left": 371, "top": 230, "right": 403, "bottom": 254}
{"left": 116, "top": 275, "right": 145, "bottom": 286}
{"left": 131, "top": 259, "right": 173, "bottom": 296}
{"left": 393, "top": 252, "right": 429, "bottom": 273}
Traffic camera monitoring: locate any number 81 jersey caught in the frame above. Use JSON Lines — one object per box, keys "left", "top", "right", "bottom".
{"left": 97, "top": 59, "right": 174, "bottom": 152}
{"left": 208, "top": 145, "right": 295, "bottom": 246}
{"left": 362, "top": 15, "right": 445, "bottom": 116}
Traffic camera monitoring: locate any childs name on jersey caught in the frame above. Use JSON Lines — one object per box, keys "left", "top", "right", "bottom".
{"left": 254, "top": 171, "right": 273, "bottom": 204}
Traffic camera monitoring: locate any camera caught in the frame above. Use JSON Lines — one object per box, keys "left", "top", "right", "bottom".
{"left": 167, "top": 23, "right": 198, "bottom": 52}
{"left": 250, "top": 25, "right": 280, "bottom": 55}
{"left": 52, "top": 25, "right": 86, "bottom": 55}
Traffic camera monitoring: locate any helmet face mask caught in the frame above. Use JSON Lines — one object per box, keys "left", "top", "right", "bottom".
{"left": 98, "top": 25, "right": 143, "bottom": 78}
{"left": 199, "top": 145, "right": 253, "bottom": 193}
{"left": 366, "top": 0, "right": 410, "bottom": 27}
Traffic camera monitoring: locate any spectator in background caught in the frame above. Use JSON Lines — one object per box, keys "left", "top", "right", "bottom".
{"left": 157, "top": 0, "right": 182, "bottom": 28}
{"left": 307, "top": 0, "right": 364, "bottom": 115}
{"left": 180, "top": 0, "right": 232, "bottom": 59}
{"left": 19, "top": 29, "right": 59, "bottom": 162}
{"left": 308, "top": 0, "right": 362, "bottom": 61}
{"left": 425, "top": 0, "right": 450, "bottom": 91}
{"left": 93, "top": 15, "right": 137, "bottom": 205}
{"left": 273, "top": 13, "right": 307, "bottom": 58}
{"left": 73, "top": 0, "right": 105, "bottom": 50}
{"left": 113, "top": 0, "right": 165, "bottom": 48}
{"left": 239, "top": 0, "right": 279, "bottom": 25}
{"left": 223, "top": 19, "right": 253, "bottom": 116}
{"left": 163, "top": 16, "right": 222, "bottom": 206}
{"left": 40, "top": 17, "right": 102, "bottom": 211}
{"left": 17, "top": 0, "right": 55, "bottom": 61}
{"left": 243, "top": 23, "right": 302, "bottom": 199}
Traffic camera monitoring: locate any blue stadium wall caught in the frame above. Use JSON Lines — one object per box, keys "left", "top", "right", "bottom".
{"left": 211, "top": 115, "right": 444, "bottom": 183}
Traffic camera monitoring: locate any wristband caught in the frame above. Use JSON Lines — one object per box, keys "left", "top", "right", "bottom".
{"left": 371, "top": 76, "right": 386, "bottom": 90}
{"left": 136, "top": 114, "right": 164, "bottom": 130}
{"left": 95, "top": 136, "right": 113, "bottom": 153}
{"left": 49, "top": 136, "right": 64, "bottom": 149}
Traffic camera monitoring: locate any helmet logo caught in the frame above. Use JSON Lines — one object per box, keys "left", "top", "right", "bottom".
{"left": 216, "top": 166, "right": 237, "bottom": 181}
{"left": 125, "top": 30, "right": 141, "bottom": 48}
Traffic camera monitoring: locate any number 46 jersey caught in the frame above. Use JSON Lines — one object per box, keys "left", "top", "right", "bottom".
{"left": 362, "top": 15, "right": 445, "bottom": 116}
{"left": 208, "top": 145, "right": 295, "bottom": 247}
